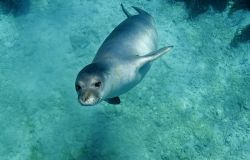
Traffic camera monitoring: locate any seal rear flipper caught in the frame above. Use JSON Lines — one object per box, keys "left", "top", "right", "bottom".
{"left": 121, "top": 4, "right": 132, "bottom": 18}
{"left": 137, "top": 46, "right": 173, "bottom": 67}
{"left": 105, "top": 97, "right": 121, "bottom": 105}
{"left": 132, "top": 6, "right": 150, "bottom": 16}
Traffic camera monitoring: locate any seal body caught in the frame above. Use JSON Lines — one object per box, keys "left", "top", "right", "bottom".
{"left": 75, "top": 5, "right": 173, "bottom": 106}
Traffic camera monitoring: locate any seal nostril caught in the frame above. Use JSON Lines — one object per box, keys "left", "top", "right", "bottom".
{"left": 84, "top": 97, "right": 87, "bottom": 101}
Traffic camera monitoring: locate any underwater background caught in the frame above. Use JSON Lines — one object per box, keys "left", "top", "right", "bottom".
{"left": 0, "top": 0, "right": 250, "bottom": 159}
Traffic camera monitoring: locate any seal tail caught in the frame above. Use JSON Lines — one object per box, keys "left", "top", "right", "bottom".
{"left": 121, "top": 3, "right": 132, "bottom": 18}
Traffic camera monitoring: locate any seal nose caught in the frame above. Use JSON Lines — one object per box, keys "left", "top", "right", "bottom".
{"left": 83, "top": 90, "right": 91, "bottom": 101}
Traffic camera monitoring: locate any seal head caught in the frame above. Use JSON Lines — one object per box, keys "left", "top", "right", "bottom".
{"left": 75, "top": 63, "right": 108, "bottom": 106}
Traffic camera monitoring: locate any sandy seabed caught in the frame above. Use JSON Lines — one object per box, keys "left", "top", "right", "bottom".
{"left": 0, "top": 0, "right": 249, "bottom": 160}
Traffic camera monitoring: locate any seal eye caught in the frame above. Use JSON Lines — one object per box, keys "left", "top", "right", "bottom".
{"left": 75, "top": 84, "right": 81, "bottom": 91}
{"left": 94, "top": 81, "right": 101, "bottom": 88}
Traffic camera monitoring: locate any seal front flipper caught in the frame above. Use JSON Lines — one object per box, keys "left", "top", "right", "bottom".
{"left": 137, "top": 46, "right": 173, "bottom": 67}
{"left": 105, "top": 97, "right": 121, "bottom": 105}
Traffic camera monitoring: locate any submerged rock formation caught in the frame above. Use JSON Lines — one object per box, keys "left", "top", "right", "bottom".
{"left": 231, "top": 24, "right": 250, "bottom": 47}
{"left": 175, "top": 0, "right": 229, "bottom": 18}
{"left": 0, "top": 0, "right": 30, "bottom": 16}
{"left": 229, "top": 0, "right": 250, "bottom": 14}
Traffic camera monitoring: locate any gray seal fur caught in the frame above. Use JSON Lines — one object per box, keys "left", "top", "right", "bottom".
{"left": 75, "top": 4, "right": 173, "bottom": 106}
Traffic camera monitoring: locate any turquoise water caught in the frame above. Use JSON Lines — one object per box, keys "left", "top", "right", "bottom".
{"left": 0, "top": 0, "right": 250, "bottom": 159}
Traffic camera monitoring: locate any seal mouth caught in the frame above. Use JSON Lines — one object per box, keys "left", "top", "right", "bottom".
{"left": 78, "top": 96, "right": 100, "bottom": 106}
{"left": 78, "top": 90, "right": 101, "bottom": 106}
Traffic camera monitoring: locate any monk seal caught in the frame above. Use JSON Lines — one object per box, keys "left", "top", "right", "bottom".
{"left": 75, "top": 4, "right": 173, "bottom": 106}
